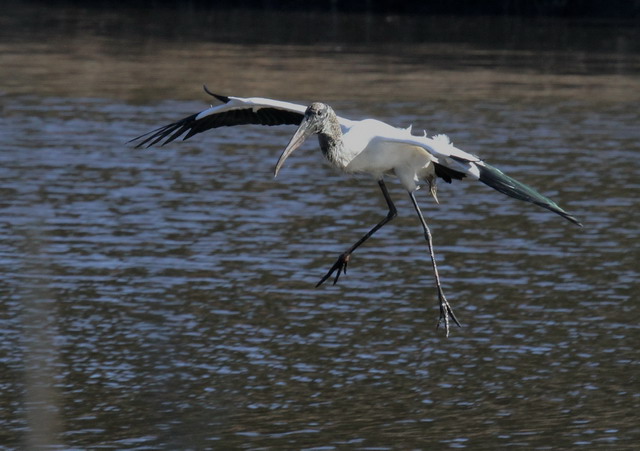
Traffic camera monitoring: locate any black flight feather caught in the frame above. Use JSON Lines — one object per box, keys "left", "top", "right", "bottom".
{"left": 129, "top": 90, "right": 304, "bottom": 148}
{"left": 434, "top": 163, "right": 466, "bottom": 184}
{"left": 475, "top": 162, "right": 582, "bottom": 226}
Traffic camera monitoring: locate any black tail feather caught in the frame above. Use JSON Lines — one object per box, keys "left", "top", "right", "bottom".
{"left": 477, "top": 163, "right": 582, "bottom": 226}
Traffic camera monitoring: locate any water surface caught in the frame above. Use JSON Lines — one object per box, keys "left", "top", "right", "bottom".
{"left": 1, "top": 3, "right": 639, "bottom": 449}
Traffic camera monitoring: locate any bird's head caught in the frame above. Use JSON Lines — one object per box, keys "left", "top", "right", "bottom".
{"left": 274, "top": 102, "right": 334, "bottom": 177}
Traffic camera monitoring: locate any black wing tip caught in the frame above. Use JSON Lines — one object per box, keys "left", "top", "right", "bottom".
{"left": 552, "top": 208, "right": 582, "bottom": 227}
{"left": 478, "top": 163, "right": 583, "bottom": 227}
{"left": 128, "top": 131, "right": 155, "bottom": 149}
{"left": 203, "top": 85, "right": 230, "bottom": 104}
{"left": 564, "top": 214, "right": 583, "bottom": 227}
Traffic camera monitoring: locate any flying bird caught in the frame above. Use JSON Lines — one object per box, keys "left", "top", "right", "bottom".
{"left": 131, "top": 86, "right": 581, "bottom": 336}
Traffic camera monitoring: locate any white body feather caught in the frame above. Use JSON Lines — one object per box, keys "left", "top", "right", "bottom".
{"left": 192, "top": 96, "right": 481, "bottom": 193}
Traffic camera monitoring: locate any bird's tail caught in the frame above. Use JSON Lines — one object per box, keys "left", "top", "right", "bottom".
{"left": 477, "top": 162, "right": 582, "bottom": 226}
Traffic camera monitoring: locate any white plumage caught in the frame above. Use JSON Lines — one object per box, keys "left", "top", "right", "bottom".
{"left": 132, "top": 87, "right": 581, "bottom": 336}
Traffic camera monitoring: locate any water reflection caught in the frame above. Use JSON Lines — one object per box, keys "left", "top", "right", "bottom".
{"left": 3, "top": 3, "right": 640, "bottom": 103}
{"left": 1, "top": 3, "right": 639, "bottom": 449}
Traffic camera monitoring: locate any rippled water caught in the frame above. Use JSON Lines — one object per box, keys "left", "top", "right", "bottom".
{"left": 1, "top": 3, "right": 639, "bottom": 449}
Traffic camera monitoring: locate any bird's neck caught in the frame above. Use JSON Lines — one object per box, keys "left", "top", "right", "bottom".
{"left": 317, "top": 120, "right": 347, "bottom": 169}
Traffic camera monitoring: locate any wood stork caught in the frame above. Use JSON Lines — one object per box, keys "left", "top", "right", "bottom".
{"left": 131, "top": 86, "right": 581, "bottom": 336}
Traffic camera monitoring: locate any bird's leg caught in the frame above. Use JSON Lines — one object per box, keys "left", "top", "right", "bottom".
{"left": 408, "top": 192, "right": 461, "bottom": 337}
{"left": 316, "top": 179, "right": 397, "bottom": 287}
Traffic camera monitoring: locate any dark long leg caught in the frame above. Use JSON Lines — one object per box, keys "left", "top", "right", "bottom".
{"left": 408, "top": 191, "right": 461, "bottom": 337}
{"left": 316, "top": 179, "right": 397, "bottom": 287}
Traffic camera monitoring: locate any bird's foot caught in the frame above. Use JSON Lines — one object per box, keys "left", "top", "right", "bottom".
{"left": 435, "top": 290, "right": 461, "bottom": 337}
{"left": 316, "top": 252, "right": 351, "bottom": 287}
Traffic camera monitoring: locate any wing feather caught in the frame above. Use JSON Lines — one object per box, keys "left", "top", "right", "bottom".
{"left": 372, "top": 129, "right": 482, "bottom": 178}
{"left": 130, "top": 90, "right": 308, "bottom": 148}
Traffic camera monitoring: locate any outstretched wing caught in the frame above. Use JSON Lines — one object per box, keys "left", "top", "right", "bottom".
{"left": 380, "top": 131, "right": 581, "bottom": 226}
{"left": 130, "top": 87, "right": 308, "bottom": 148}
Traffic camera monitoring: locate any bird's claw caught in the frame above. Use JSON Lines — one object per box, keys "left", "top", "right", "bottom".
{"left": 316, "top": 253, "right": 351, "bottom": 287}
{"left": 435, "top": 290, "right": 461, "bottom": 337}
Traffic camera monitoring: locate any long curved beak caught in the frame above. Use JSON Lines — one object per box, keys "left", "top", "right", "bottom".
{"left": 274, "top": 118, "right": 314, "bottom": 178}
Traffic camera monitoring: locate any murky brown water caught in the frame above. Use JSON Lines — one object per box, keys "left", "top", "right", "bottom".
{"left": 1, "top": 3, "right": 639, "bottom": 449}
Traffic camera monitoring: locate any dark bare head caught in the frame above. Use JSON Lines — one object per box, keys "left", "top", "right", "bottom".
{"left": 274, "top": 102, "right": 339, "bottom": 177}
{"left": 304, "top": 102, "right": 335, "bottom": 131}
